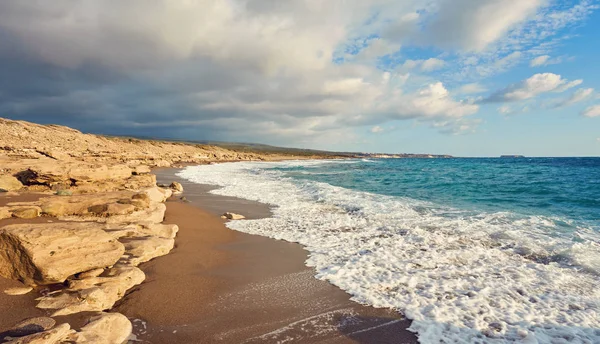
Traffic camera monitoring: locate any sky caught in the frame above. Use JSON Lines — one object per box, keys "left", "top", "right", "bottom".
{"left": 0, "top": 0, "right": 599, "bottom": 157}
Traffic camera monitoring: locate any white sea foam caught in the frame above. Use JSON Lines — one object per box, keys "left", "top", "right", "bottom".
{"left": 178, "top": 161, "right": 600, "bottom": 344}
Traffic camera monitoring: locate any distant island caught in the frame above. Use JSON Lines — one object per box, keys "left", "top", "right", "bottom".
{"left": 500, "top": 155, "right": 525, "bottom": 158}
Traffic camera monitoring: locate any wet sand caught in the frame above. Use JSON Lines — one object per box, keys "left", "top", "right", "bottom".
{"left": 117, "top": 170, "right": 418, "bottom": 343}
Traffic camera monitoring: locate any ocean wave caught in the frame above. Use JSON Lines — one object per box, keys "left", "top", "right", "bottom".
{"left": 178, "top": 161, "right": 600, "bottom": 344}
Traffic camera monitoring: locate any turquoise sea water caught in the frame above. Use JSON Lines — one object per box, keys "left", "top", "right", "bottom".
{"left": 278, "top": 157, "right": 600, "bottom": 231}
{"left": 179, "top": 158, "right": 600, "bottom": 343}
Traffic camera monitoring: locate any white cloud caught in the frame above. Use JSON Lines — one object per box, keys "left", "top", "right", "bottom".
{"left": 498, "top": 105, "right": 514, "bottom": 115}
{"left": 555, "top": 79, "right": 583, "bottom": 93}
{"left": 484, "top": 73, "right": 583, "bottom": 102}
{"left": 402, "top": 58, "right": 446, "bottom": 72}
{"left": 421, "top": 58, "right": 447, "bottom": 71}
{"left": 426, "top": 0, "right": 545, "bottom": 51}
{"left": 431, "top": 118, "right": 482, "bottom": 135}
{"left": 370, "top": 126, "right": 385, "bottom": 133}
{"left": 530, "top": 55, "right": 550, "bottom": 67}
{"left": 0, "top": 0, "right": 596, "bottom": 145}
{"left": 457, "top": 83, "right": 488, "bottom": 95}
{"left": 582, "top": 105, "right": 600, "bottom": 118}
{"left": 555, "top": 88, "right": 594, "bottom": 107}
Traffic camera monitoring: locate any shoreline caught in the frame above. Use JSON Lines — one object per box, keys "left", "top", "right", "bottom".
{"left": 117, "top": 168, "right": 417, "bottom": 343}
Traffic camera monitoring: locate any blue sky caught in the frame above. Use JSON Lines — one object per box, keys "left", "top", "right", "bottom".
{"left": 0, "top": 0, "right": 599, "bottom": 157}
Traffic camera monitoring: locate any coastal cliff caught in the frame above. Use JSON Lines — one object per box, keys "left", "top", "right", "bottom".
{"left": 0, "top": 118, "right": 326, "bottom": 343}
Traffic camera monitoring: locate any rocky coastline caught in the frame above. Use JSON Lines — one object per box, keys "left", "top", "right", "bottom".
{"left": 0, "top": 118, "right": 321, "bottom": 343}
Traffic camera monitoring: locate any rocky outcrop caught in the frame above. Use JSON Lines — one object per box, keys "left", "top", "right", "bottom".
{"left": 0, "top": 174, "right": 23, "bottom": 192}
{"left": 0, "top": 223, "right": 125, "bottom": 286}
{"left": 0, "top": 117, "right": 325, "bottom": 342}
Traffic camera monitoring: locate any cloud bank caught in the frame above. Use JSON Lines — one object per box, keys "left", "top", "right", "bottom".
{"left": 0, "top": 0, "right": 596, "bottom": 147}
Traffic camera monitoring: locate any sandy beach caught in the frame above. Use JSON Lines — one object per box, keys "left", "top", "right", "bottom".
{"left": 115, "top": 170, "right": 418, "bottom": 344}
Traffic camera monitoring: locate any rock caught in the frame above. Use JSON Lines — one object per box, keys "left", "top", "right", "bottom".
{"left": 88, "top": 203, "right": 135, "bottom": 217}
{"left": 141, "top": 187, "right": 172, "bottom": 203}
{"left": 122, "top": 237, "right": 175, "bottom": 266}
{"left": 0, "top": 174, "right": 23, "bottom": 192}
{"left": 39, "top": 191, "right": 139, "bottom": 218}
{"left": 131, "top": 165, "right": 151, "bottom": 175}
{"left": 36, "top": 265, "right": 144, "bottom": 316}
{"left": 180, "top": 196, "right": 189, "bottom": 203}
{"left": 37, "top": 149, "right": 71, "bottom": 161}
{"left": 123, "top": 174, "right": 156, "bottom": 190}
{"left": 129, "top": 193, "right": 150, "bottom": 209}
{"left": 68, "top": 312, "right": 132, "bottom": 344}
{"left": 105, "top": 223, "right": 179, "bottom": 240}
{"left": 10, "top": 207, "right": 41, "bottom": 219}
{"left": 0, "top": 222, "right": 125, "bottom": 286}
{"left": 169, "top": 182, "right": 183, "bottom": 193}
{"left": 15, "top": 162, "right": 132, "bottom": 187}
{"left": 221, "top": 212, "right": 246, "bottom": 220}
{"left": 77, "top": 268, "right": 105, "bottom": 279}
{"left": 104, "top": 203, "right": 166, "bottom": 225}
{"left": 3, "top": 317, "right": 56, "bottom": 337}
{"left": 4, "top": 286, "right": 33, "bottom": 295}
{"left": 0, "top": 207, "right": 11, "bottom": 220}
{"left": 5, "top": 323, "right": 72, "bottom": 344}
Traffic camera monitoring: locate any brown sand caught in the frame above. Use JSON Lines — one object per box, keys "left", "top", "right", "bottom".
{"left": 116, "top": 171, "right": 418, "bottom": 344}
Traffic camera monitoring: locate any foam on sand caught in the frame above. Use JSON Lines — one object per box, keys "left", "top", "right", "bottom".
{"left": 178, "top": 161, "right": 600, "bottom": 344}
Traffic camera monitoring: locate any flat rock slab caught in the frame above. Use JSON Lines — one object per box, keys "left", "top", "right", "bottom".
{"left": 0, "top": 222, "right": 125, "bottom": 286}
{"left": 122, "top": 237, "right": 175, "bottom": 266}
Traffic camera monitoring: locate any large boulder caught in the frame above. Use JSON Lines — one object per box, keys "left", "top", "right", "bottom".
{"left": 0, "top": 174, "right": 23, "bottom": 192}
{"left": 0, "top": 223, "right": 125, "bottom": 286}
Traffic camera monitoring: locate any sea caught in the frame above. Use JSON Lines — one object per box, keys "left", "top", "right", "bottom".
{"left": 178, "top": 157, "right": 600, "bottom": 344}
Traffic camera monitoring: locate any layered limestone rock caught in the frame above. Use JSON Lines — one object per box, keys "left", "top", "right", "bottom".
{"left": 36, "top": 265, "right": 145, "bottom": 316}
{"left": 0, "top": 223, "right": 125, "bottom": 286}
{"left": 105, "top": 222, "right": 179, "bottom": 240}
{"left": 122, "top": 237, "right": 175, "bottom": 266}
